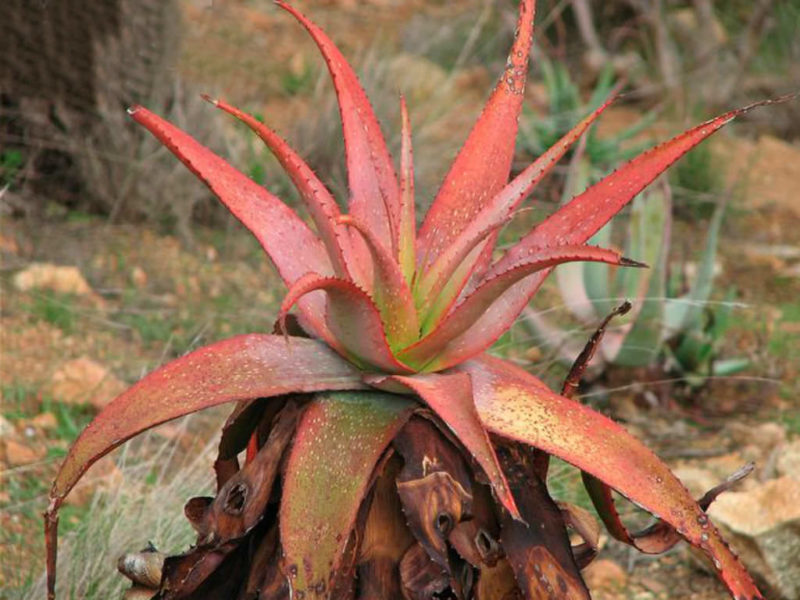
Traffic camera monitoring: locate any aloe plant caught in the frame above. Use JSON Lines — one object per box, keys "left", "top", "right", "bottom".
{"left": 526, "top": 164, "right": 748, "bottom": 385}
{"left": 45, "top": 2, "right": 778, "bottom": 599}
{"left": 518, "top": 58, "right": 655, "bottom": 182}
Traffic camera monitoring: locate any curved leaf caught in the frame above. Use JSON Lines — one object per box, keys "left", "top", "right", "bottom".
{"left": 45, "top": 334, "right": 366, "bottom": 598}
{"left": 128, "top": 105, "right": 333, "bottom": 340}
{"left": 338, "top": 215, "right": 419, "bottom": 348}
{"left": 279, "top": 273, "right": 412, "bottom": 373}
{"left": 207, "top": 97, "right": 367, "bottom": 285}
{"left": 415, "top": 92, "right": 618, "bottom": 319}
{"left": 276, "top": 1, "right": 401, "bottom": 253}
{"left": 401, "top": 245, "right": 641, "bottom": 371}
{"left": 462, "top": 354, "right": 763, "bottom": 600}
{"left": 280, "top": 391, "right": 414, "bottom": 599}
{"left": 493, "top": 98, "right": 780, "bottom": 273}
{"left": 416, "top": 0, "right": 535, "bottom": 268}
{"left": 373, "top": 372, "right": 520, "bottom": 520}
{"left": 412, "top": 99, "right": 781, "bottom": 370}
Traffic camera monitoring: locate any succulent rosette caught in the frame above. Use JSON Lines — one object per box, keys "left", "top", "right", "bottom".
{"left": 45, "top": 2, "right": 775, "bottom": 599}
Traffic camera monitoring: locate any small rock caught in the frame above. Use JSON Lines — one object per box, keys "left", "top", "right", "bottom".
{"left": 47, "top": 357, "right": 126, "bottom": 410}
{"left": 130, "top": 266, "right": 148, "bottom": 289}
{"left": 777, "top": 440, "right": 800, "bottom": 481}
{"left": 583, "top": 559, "right": 627, "bottom": 591}
{"left": 29, "top": 412, "right": 58, "bottom": 431}
{"left": 0, "top": 414, "right": 14, "bottom": 437}
{"left": 3, "top": 439, "right": 45, "bottom": 466}
{"left": 13, "top": 263, "right": 94, "bottom": 296}
{"left": 708, "top": 476, "right": 800, "bottom": 599}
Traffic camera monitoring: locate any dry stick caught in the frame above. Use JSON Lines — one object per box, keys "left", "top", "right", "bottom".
{"left": 561, "top": 301, "right": 632, "bottom": 400}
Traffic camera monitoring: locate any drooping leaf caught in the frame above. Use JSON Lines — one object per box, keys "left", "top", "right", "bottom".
{"left": 128, "top": 105, "right": 333, "bottom": 339}
{"left": 45, "top": 335, "right": 366, "bottom": 595}
{"left": 378, "top": 372, "right": 520, "bottom": 520}
{"left": 280, "top": 391, "right": 414, "bottom": 599}
{"left": 416, "top": 0, "right": 535, "bottom": 269}
{"left": 276, "top": 1, "right": 401, "bottom": 253}
{"left": 278, "top": 273, "right": 412, "bottom": 373}
{"left": 401, "top": 246, "right": 642, "bottom": 371}
{"left": 463, "top": 354, "right": 763, "bottom": 599}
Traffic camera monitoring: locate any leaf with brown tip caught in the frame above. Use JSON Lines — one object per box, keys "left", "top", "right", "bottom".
{"left": 279, "top": 273, "right": 412, "bottom": 373}
{"left": 276, "top": 1, "right": 401, "bottom": 253}
{"left": 128, "top": 105, "right": 333, "bottom": 340}
{"left": 415, "top": 92, "right": 618, "bottom": 317}
{"left": 280, "top": 391, "right": 414, "bottom": 599}
{"left": 416, "top": 0, "right": 535, "bottom": 268}
{"left": 415, "top": 98, "right": 786, "bottom": 371}
{"left": 462, "top": 354, "right": 763, "bottom": 600}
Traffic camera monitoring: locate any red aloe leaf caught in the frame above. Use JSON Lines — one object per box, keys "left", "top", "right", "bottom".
{"left": 44, "top": 335, "right": 365, "bottom": 598}
{"left": 276, "top": 1, "right": 401, "bottom": 253}
{"left": 128, "top": 105, "right": 332, "bottom": 339}
{"left": 279, "top": 273, "right": 412, "bottom": 373}
{"left": 207, "top": 97, "right": 370, "bottom": 284}
{"left": 409, "top": 99, "right": 784, "bottom": 371}
{"left": 415, "top": 92, "right": 617, "bottom": 314}
{"left": 280, "top": 391, "right": 414, "bottom": 599}
{"left": 399, "top": 96, "right": 416, "bottom": 285}
{"left": 416, "top": 0, "right": 535, "bottom": 269}
{"left": 493, "top": 98, "right": 782, "bottom": 273}
{"left": 401, "top": 246, "right": 641, "bottom": 371}
{"left": 370, "top": 372, "right": 521, "bottom": 521}
{"left": 338, "top": 215, "right": 419, "bottom": 348}
{"left": 461, "top": 355, "right": 763, "bottom": 600}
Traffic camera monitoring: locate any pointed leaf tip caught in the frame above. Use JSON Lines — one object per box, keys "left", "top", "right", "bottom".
{"left": 620, "top": 257, "right": 649, "bottom": 268}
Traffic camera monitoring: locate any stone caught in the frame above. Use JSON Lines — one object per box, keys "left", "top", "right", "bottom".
{"left": 708, "top": 476, "right": 800, "bottom": 599}
{"left": 13, "top": 263, "right": 94, "bottom": 296}
{"left": 777, "top": 440, "right": 800, "bottom": 481}
{"left": 4, "top": 439, "right": 45, "bottom": 466}
{"left": 0, "top": 414, "right": 14, "bottom": 437}
{"left": 47, "top": 357, "right": 126, "bottom": 410}
{"left": 29, "top": 411, "right": 58, "bottom": 431}
{"left": 583, "top": 558, "right": 627, "bottom": 591}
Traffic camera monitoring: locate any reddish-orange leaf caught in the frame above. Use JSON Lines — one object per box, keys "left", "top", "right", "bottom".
{"left": 129, "top": 105, "right": 332, "bottom": 339}
{"left": 398, "top": 96, "right": 417, "bottom": 285}
{"left": 207, "top": 97, "right": 368, "bottom": 284}
{"left": 280, "top": 391, "right": 414, "bottom": 599}
{"left": 414, "top": 99, "right": 784, "bottom": 371}
{"left": 416, "top": 0, "right": 535, "bottom": 270}
{"left": 338, "top": 215, "right": 419, "bottom": 348}
{"left": 276, "top": 1, "right": 401, "bottom": 254}
{"left": 402, "top": 246, "right": 641, "bottom": 371}
{"left": 462, "top": 354, "right": 763, "bottom": 600}
{"left": 279, "top": 273, "right": 412, "bottom": 373}
{"left": 45, "top": 335, "right": 366, "bottom": 598}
